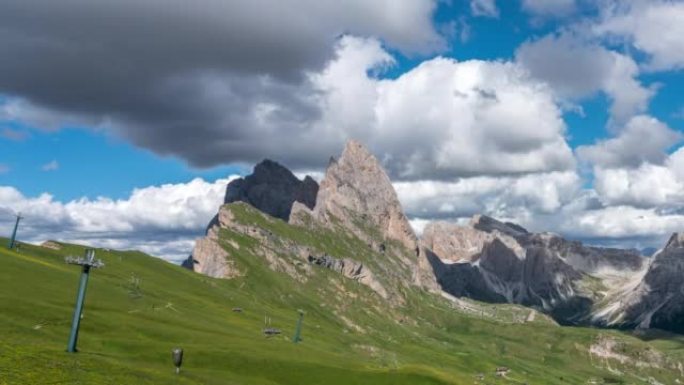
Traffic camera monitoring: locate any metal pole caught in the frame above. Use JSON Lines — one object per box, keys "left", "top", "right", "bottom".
{"left": 8, "top": 214, "right": 22, "bottom": 250}
{"left": 67, "top": 264, "right": 91, "bottom": 352}
{"left": 293, "top": 310, "right": 304, "bottom": 343}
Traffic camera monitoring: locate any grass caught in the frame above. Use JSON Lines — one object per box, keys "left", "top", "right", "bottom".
{"left": 1, "top": 203, "right": 683, "bottom": 384}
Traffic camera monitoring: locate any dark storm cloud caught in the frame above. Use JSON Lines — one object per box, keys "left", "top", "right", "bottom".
{"left": 0, "top": 0, "right": 442, "bottom": 168}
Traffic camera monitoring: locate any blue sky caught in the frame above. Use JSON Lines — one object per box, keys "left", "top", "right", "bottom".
{"left": 0, "top": 126, "right": 242, "bottom": 200}
{"left": 0, "top": 0, "right": 683, "bottom": 260}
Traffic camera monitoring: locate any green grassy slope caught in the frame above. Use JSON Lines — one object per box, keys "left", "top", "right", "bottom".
{"left": 1, "top": 204, "right": 683, "bottom": 384}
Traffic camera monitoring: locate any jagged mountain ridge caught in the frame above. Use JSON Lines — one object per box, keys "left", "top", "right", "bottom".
{"left": 595, "top": 233, "right": 684, "bottom": 333}
{"left": 225, "top": 159, "right": 319, "bottom": 221}
{"left": 202, "top": 159, "right": 318, "bottom": 231}
{"left": 423, "top": 217, "right": 648, "bottom": 326}
{"left": 188, "top": 139, "right": 683, "bottom": 334}
{"left": 184, "top": 159, "right": 318, "bottom": 270}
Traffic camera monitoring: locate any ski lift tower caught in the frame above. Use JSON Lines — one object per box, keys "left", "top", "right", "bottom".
{"left": 65, "top": 249, "right": 104, "bottom": 353}
{"left": 8, "top": 212, "right": 23, "bottom": 250}
{"left": 293, "top": 309, "right": 305, "bottom": 343}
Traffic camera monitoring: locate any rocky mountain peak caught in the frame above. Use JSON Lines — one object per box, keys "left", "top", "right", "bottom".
{"left": 310, "top": 140, "right": 418, "bottom": 252}
{"left": 339, "top": 139, "right": 374, "bottom": 163}
{"left": 423, "top": 213, "right": 658, "bottom": 327}
{"left": 664, "top": 232, "right": 684, "bottom": 250}
{"left": 248, "top": 159, "right": 296, "bottom": 182}
{"left": 612, "top": 232, "right": 684, "bottom": 332}
{"left": 223, "top": 159, "right": 318, "bottom": 221}
{"left": 470, "top": 214, "right": 528, "bottom": 238}
{"left": 421, "top": 221, "right": 522, "bottom": 264}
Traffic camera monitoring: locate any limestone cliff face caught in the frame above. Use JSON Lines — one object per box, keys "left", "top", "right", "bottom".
{"left": 423, "top": 216, "right": 684, "bottom": 333}
{"left": 186, "top": 210, "right": 242, "bottom": 279}
{"left": 307, "top": 140, "right": 417, "bottom": 253}
{"left": 422, "top": 215, "right": 647, "bottom": 326}
{"left": 189, "top": 202, "right": 392, "bottom": 300}
{"left": 597, "top": 233, "right": 684, "bottom": 333}
{"left": 307, "top": 254, "right": 389, "bottom": 299}
{"left": 291, "top": 140, "right": 439, "bottom": 292}
{"left": 421, "top": 219, "right": 524, "bottom": 264}
{"left": 665, "top": 232, "right": 684, "bottom": 249}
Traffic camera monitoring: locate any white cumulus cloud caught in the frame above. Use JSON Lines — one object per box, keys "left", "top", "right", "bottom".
{"left": 561, "top": 205, "right": 684, "bottom": 243}
{"left": 313, "top": 36, "right": 575, "bottom": 179}
{"left": 516, "top": 33, "right": 654, "bottom": 123}
{"left": 394, "top": 171, "right": 581, "bottom": 226}
{"left": 0, "top": 177, "right": 236, "bottom": 262}
{"left": 576, "top": 115, "right": 683, "bottom": 169}
{"left": 596, "top": 0, "right": 684, "bottom": 71}
{"left": 590, "top": 145, "right": 684, "bottom": 208}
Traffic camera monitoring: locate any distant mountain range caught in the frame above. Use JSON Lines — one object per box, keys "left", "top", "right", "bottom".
{"left": 185, "top": 140, "right": 684, "bottom": 334}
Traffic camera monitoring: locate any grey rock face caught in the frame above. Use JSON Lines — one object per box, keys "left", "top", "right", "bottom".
{"left": 471, "top": 214, "right": 529, "bottom": 239}
{"left": 423, "top": 215, "right": 647, "bottom": 326}
{"left": 224, "top": 159, "right": 318, "bottom": 221}
{"left": 189, "top": 221, "right": 242, "bottom": 279}
{"left": 311, "top": 140, "right": 418, "bottom": 252}
{"left": 298, "top": 140, "right": 439, "bottom": 292}
{"left": 192, "top": 202, "right": 390, "bottom": 300}
{"left": 422, "top": 220, "right": 524, "bottom": 264}
{"left": 523, "top": 233, "right": 644, "bottom": 275}
{"left": 665, "top": 232, "right": 684, "bottom": 249}
{"left": 608, "top": 233, "right": 684, "bottom": 333}
{"left": 307, "top": 254, "right": 389, "bottom": 299}
{"left": 294, "top": 176, "right": 319, "bottom": 211}
{"left": 425, "top": 249, "right": 507, "bottom": 303}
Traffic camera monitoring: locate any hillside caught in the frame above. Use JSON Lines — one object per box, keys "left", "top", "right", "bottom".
{"left": 3, "top": 215, "right": 684, "bottom": 384}
{"left": 4, "top": 140, "right": 683, "bottom": 384}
